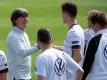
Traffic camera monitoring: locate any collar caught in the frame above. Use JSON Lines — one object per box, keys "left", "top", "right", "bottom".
{"left": 13, "top": 26, "right": 24, "bottom": 34}
{"left": 96, "top": 29, "right": 107, "bottom": 35}
{"left": 69, "top": 24, "right": 78, "bottom": 30}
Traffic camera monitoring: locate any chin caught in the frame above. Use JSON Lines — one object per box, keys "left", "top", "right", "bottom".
{"left": 23, "top": 26, "right": 27, "bottom": 30}
{"left": 25, "top": 25, "right": 28, "bottom": 28}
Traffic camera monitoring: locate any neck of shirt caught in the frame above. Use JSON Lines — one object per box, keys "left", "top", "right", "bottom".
{"left": 69, "top": 24, "right": 78, "bottom": 30}
{"left": 96, "top": 28, "right": 107, "bottom": 35}
{"left": 14, "top": 26, "right": 24, "bottom": 34}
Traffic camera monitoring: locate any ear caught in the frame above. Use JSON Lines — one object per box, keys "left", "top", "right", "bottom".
{"left": 93, "top": 23, "right": 99, "bottom": 32}
{"left": 15, "top": 19, "right": 19, "bottom": 26}
{"left": 37, "top": 40, "right": 40, "bottom": 44}
{"left": 51, "top": 37, "right": 53, "bottom": 43}
{"left": 64, "top": 12, "right": 68, "bottom": 16}
{"left": 66, "top": 12, "right": 71, "bottom": 18}
{"left": 37, "top": 40, "right": 42, "bottom": 49}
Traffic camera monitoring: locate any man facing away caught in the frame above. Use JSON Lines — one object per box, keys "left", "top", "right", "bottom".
{"left": 84, "top": 10, "right": 99, "bottom": 45}
{"left": 82, "top": 11, "right": 107, "bottom": 80}
{"left": 84, "top": 10, "right": 98, "bottom": 55}
{"left": 35, "top": 28, "right": 84, "bottom": 80}
{"left": 54, "top": 2, "right": 85, "bottom": 80}
{"left": 7, "top": 8, "right": 39, "bottom": 80}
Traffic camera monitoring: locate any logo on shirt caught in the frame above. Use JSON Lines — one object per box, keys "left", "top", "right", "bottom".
{"left": 54, "top": 58, "right": 65, "bottom": 76}
{"left": 104, "top": 45, "right": 107, "bottom": 59}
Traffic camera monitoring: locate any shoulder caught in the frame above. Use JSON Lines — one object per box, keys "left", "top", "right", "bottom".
{"left": 84, "top": 29, "right": 89, "bottom": 34}
{"left": 36, "top": 53, "right": 47, "bottom": 68}
{"left": 36, "top": 48, "right": 58, "bottom": 62}
{"left": 36, "top": 53, "right": 46, "bottom": 63}
{"left": 24, "top": 32, "right": 28, "bottom": 37}
{"left": 68, "top": 25, "right": 83, "bottom": 37}
{"left": 7, "top": 30, "right": 22, "bottom": 44}
{"left": 90, "top": 34, "right": 102, "bottom": 42}
{"left": 0, "top": 50, "right": 8, "bottom": 72}
{"left": 67, "top": 29, "right": 79, "bottom": 38}
{"left": 0, "top": 50, "right": 6, "bottom": 59}
{"left": 87, "top": 34, "right": 102, "bottom": 48}
{"left": 0, "top": 50, "right": 7, "bottom": 63}
{"left": 7, "top": 30, "right": 19, "bottom": 41}
{"left": 84, "top": 29, "right": 91, "bottom": 39}
{"left": 73, "top": 24, "right": 83, "bottom": 31}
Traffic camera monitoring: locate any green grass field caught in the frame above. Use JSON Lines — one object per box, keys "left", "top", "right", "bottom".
{"left": 0, "top": 0, "right": 107, "bottom": 79}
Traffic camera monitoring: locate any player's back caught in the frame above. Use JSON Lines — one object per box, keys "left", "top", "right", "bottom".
{"left": 36, "top": 48, "right": 67, "bottom": 80}
{"left": 86, "top": 30, "right": 107, "bottom": 80}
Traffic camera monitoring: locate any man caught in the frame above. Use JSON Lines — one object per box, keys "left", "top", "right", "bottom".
{"left": 84, "top": 10, "right": 99, "bottom": 55}
{"left": 35, "top": 28, "right": 84, "bottom": 80}
{"left": 54, "top": 2, "right": 84, "bottom": 80}
{"left": 82, "top": 11, "right": 107, "bottom": 80}
{"left": 7, "top": 8, "right": 39, "bottom": 80}
{"left": 0, "top": 50, "right": 8, "bottom": 80}
{"left": 84, "top": 10, "right": 99, "bottom": 44}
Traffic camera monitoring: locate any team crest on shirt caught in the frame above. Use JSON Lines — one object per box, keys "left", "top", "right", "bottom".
{"left": 54, "top": 58, "right": 65, "bottom": 76}
{"left": 104, "top": 45, "right": 107, "bottom": 59}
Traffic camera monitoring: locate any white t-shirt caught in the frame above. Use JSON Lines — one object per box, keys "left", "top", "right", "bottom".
{"left": 0, "top": 50, "right": 8, "bottom": 72}
{"left": 64, "top": 24, "right": 84, "bottom": 59}
{"left": 63, "top": 24, "right": 84, "bottom": 80}
{"left": 86, "top": 29, "right": 107, "bottom": 80}
{"left": 36, "top": 48, "right": 82, "bottom": 80}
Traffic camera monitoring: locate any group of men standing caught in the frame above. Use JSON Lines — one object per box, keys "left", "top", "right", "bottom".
{"left": 0, "top": 1, "right": 107, "bottom": 80}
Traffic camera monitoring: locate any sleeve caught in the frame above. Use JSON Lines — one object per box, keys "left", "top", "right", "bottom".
{"left": 67, "top": 31, "right": 81, "bottom": 50}
{"left": 0, "top": 51, "right": 8, "bottom": 73}
{"left": 82, "top": 34, "right": 102, "bottom": 80}
{"left": 7, "top": 36, "right": 39, "bottom": 57}
{"left": 64, "top": 53, "right": 82, "bottom": 72}
{"left": 35, "top": 56, "right": 46, "bottom": 77}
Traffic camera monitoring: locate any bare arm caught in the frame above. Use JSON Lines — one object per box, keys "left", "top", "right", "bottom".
{"left": 76, "top": 69, "right": 84, "bottom": 80}
{"left": 37, "top": 75, "right": 45, "bottom": 80}
{"left": 53, "top": 45, "right": 64, "bottom": 51}
{"left": 0, "top": 72, "right": 8, "bottom": 80}
{"left": 72, "top": 49, "right": 82, "bottom": 63}
{"left": 65, "top": 52, "right": 84, "bottom": 80}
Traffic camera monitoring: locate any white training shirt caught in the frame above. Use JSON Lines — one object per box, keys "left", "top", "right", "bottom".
{"left": 86, "top": 29, "right": 107, "bottom": 80}
{"left": 64, "top": 24, "right": 84, "bottom": 58}
{"left": 84, "top": 29, "right": 95, "bottom": 44}
{"left": 7, "top": 27, "right": 39, "bottom": 80}
{"left": 63, "top": 24, "right": 84, "bottom": 80}
{"left": 0, "top": 50, "right": 7, "bottom": 71}
{"left": 36, "top": 48, "right": 82, "bottom": 80}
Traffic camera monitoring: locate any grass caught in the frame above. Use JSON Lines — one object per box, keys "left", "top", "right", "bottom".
{"left": 0, "top": 0, "right": 107, "bottom": 79}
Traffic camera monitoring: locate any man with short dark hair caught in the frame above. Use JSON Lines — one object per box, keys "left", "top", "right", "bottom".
{"left": 35, "top": 28, "right": 84, "bottom": 80}
{"left": 61, "top": 2, "right": 77, "bottom": 19}
{"left": 7, "top": 8, "right": 39, "bottom": 80}
{"left": 54, "top": 2, "right": 84, "bottom": 80}
{"left": 82, "top": 11, "right": 107, "bottom": 80}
